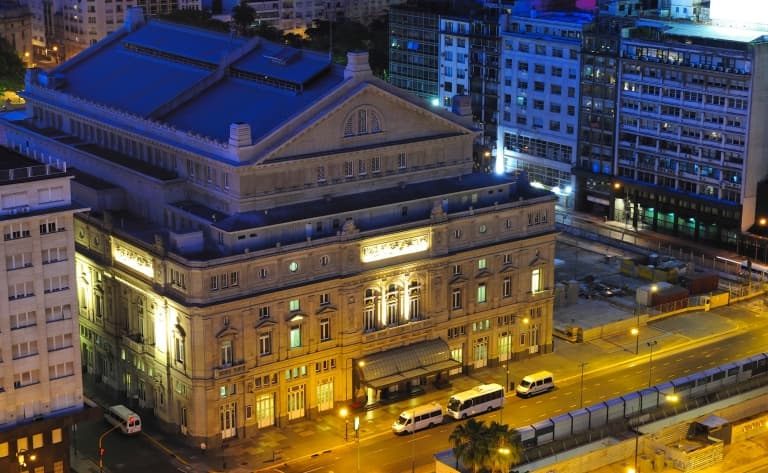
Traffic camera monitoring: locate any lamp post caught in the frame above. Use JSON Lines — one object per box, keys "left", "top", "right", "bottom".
{"left": 340, "top": 407, "right": 349, "bottom": 441}
{"left": 647, "top": 340, "right": 659, "bottom": 388}
{"left": 501, "top": 315, "right": 528, "bottom": 424}
{"left": 631, "top": 327, "right": 639, "bottom": 355}
{"left": 579, "top": 361, "right": 588, "bottom": 408}
{"left": 16, "top": 449, "right": 36, "bottom": 473}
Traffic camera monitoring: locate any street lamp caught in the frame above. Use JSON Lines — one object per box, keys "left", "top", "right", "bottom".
{"left": 340, "top": 407, "right": 349, "bottom": 441}
{"left": 630, "top": 327, "right": 639, "bottom": 355}
{"left": 16, "top": 449, "right": 36, "bottom": 473}
{"left": 647, "top": 340, "right": 659, "bottom": 388}
{"left": 501, "top": 315, "right": 529, "bottom": 424}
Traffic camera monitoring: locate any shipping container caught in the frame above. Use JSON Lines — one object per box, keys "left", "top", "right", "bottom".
{"left": 679, "top": 272, "right": 719, "bottom": 295}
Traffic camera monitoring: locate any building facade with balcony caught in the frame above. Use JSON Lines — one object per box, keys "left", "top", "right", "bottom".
{"left": 2, "top": 9, "right": 557, "bottom": 446}
{"left": 613, "top": 21, "right": 768, "bottom": 245}
{"left": 0, "top": 150, "right": 92, "bottom": 473}
{"left": 496, "top": 9, "right": 593, "bottom": 208}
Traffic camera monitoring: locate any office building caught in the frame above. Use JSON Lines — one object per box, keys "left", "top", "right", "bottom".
{"left": 0, "top": 150, "right": 91, "bottom": 473}
{"left": 496, "top": 9, "right": 593, "bottom": 208}
{"left": 612, "top": 20, "right": 768, "bottom": 245}
{"left": 1, "top": 9, "right": 557, "bottom": 446}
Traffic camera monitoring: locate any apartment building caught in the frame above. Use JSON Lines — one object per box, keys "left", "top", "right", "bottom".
{"left": 1, "top": 9, "right": 557, "bottom": 446}
{"left": 572, "top": 13, "right": 636, "bottom": 218}
{"left": 0, "top": 2, "right": 33, "bottom": 63}
{"left": 496, "top": 10, "right": 592, "bottom": 208}
{"left": 0, "top": 150, "right": 91, "bottom": 473}
{"left": 613, "top": 21, "right": 768, "bottom": 245}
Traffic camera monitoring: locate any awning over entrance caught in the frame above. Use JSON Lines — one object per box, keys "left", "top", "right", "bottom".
{"left": 358, "top": 339, "right": 460, "bottom": 390}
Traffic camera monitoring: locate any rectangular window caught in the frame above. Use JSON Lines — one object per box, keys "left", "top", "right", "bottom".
{"left": 229, "top": 272, "right": 239, "bottom": 287}
{"left": 220, "top": 340, "right": 233, "bottom": 366}
{"left": 452, "top": 288, "right": 462, "bottom": 309}
{"left": 358, "top": 160, "right": 367, "bottom": 175}
{"left": 290, "top": 327, "right": 301, "bottom": 348}
{"left": 531, "top": 268, "right": 542, "bottom": 293}
{"left": 478, "top": 258, "right": 487, "bottom": 270}
{"left": 503, "top": 277, "right": 512, "bottom": 297}
{"left": 210, "top": 276, "right": 218, "bottom": 290}
{"left": 10, "top": 311, "right": 36, "bottom": 329}
{"left": 398, "top": 152, "right": 407, "bottom": 169}
{"left": 371, "top": 156, "right": 381, "bottom": 173}
{"left": 320, "top": 318, "right": 330, "bottom": 341}
{"left": 259, "top": 332, "right": 272, "bottom": 355}
{"left": 44, "top": 275, "right": 69, "bottom": 293}
{"left": 477, "top": 283, "right": 487, "bottom": 303}
{"left": 47, "top": 333, "right": 72, "bottom": 351}
{"left": 320, "top": 293, "right": 330, "bottom": 305}
{"left": 39, "top": 218, "right": 59, "bottom": 234}
{"left": 41, "top": 247, "right": 67, "bottom": 264}
{"left": 289, "top": 299, "right": 300, "bottom": 311}
{"left": 317, "top": 166, "right": 326, "bottom": 183}
{"left": 175, "top": 338, "right": 185, "bottom": 363}
{"left": 259, "top": 306, "right": 270, "bottom": 319}
{"left": 344, "top": 161, "right": 353, "bottom": 177}
{"left": 453, "top": 264, "right": 462, "bottom": 275}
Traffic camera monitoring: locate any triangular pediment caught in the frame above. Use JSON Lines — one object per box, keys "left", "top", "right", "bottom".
{"left": 259, "top": 82, "right": 476, "bottom": 164}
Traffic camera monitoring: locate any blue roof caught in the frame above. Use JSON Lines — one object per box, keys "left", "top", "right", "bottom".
{"left": 41, "top": 19, "right": 345, "bottom": 145}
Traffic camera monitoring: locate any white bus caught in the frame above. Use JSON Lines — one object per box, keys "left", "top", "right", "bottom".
{"left": 446, "top": 383, "right": 505, "bottom": 420}
{"left": 392, "top": 402, "right": 444, "bottom": 435}
{"left": 104, "top": 405, "right": 142, "bottom": 435}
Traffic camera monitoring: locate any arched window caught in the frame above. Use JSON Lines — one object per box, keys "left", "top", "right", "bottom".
{"left": 409, "top": 280, "right": 421, "bottom": 320}
{"left": 363, "top": 288, "right": 379, "bottom": 332}
{"left": 386, "top": 284, "right": 400, "bottom": 326}
{"left": 343, "top": 107, "right": 384, "bottom": 137}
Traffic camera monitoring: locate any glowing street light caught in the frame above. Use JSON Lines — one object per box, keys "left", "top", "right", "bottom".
{"left": 340, "top": 407, "right": 349, "bottom": 441}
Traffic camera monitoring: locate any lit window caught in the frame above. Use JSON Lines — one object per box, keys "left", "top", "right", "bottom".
{"left": 290, "top": 327, "right": 301, "bottom": 348}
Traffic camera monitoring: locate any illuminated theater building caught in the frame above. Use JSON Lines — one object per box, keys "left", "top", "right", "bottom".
{"left": 1, "top": 9, "right": 556, "bottom": 446}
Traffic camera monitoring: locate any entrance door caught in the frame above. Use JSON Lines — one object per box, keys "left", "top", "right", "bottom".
{"left": 287, "top": 384, "right": 305, "bottom": 421}
{"left": 220, "top": 402, "right": 237, "bottom": 439}
{"left": 473, "top": 337, "right": 488, "bottom": 369}
{"left": 316, "top": 378, "right": 334, "bottom": 412}
{"left": 255, "top": 393, "right": 275, "bottom": 428}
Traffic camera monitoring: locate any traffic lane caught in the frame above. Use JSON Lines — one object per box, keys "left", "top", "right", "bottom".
{"left": 75, "top": 417, "right": 187, "bottom": 473}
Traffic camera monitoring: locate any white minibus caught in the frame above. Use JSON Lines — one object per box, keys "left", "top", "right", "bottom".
{"left": 392, "top": 402, "right": 444, "bottom": 434}
{"left": 446, "top": 383, "right": 505, "bottom": 420}
{"left": 104, "top": 404, "right": 142, "bottom": 435}
{"left": 515, "top": 371, "right": 554, "bottom": 398}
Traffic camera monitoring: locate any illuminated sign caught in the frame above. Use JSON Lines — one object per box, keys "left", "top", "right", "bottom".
{"left": 113, "top": 240, "right": 154, "bottom": 278}
{"left": 361, "top": 233, "right": 429, "bottom": 263}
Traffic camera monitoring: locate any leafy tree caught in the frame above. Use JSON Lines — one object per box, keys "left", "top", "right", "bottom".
{"left": 231, "top": 1, "right": 256, "bottom": 36}
{"left": 0, "top": 37, "right": 25, "bottom": 92}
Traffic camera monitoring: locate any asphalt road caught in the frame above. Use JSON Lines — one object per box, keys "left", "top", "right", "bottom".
{"left": 259, "top": 299, "right": 768, "bottom": 473}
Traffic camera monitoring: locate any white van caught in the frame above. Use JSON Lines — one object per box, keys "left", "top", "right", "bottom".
{"left": 392, "top": 402, "right": 443, "bottom": 435}
{"left": 104, "top": 404, "right": 142, "bottom": 434}
{"left": 516, "top": 371, "right": 554, "bottom": 398}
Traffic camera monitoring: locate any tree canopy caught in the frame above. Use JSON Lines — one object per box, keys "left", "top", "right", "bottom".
{"left": 449, "top": 419, "right": 523, "bottom": 473}
{"left": 0, "top": 37, "right": 25, "bottom": 92}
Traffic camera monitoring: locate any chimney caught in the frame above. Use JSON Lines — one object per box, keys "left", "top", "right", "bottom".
{"left": 229, "top": 122, "right": 252, "bottom": 148}
{"left": 344, "top": 52, "right": 372, "bottom": 79}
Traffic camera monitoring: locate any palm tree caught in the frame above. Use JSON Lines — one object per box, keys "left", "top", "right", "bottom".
{"left": 231, "top": 1, "right": 256, "bottom": 36}
{"left": 485, "top": 421, "right": 522, "bottom": 473}
{"left": 449, "top": 419, "right": 490, "bottom": 473}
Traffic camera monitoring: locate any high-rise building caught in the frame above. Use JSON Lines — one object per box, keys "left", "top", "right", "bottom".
{"left": 496, "top": 9, "right": 593, "bottom": 208}
{"left": 612, "top": 20, "right": 768, "bottom": 244}
{"left": 2, "top": 9, "right": 557, "bottom": 446}
{"left": 0, "top": 150, "right": 92, "bottom": 473}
